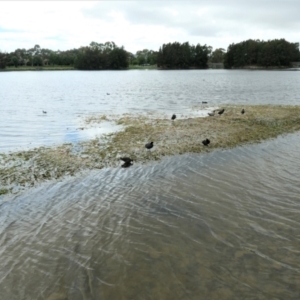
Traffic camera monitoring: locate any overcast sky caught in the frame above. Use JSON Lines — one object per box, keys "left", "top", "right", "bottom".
{"left": 0, "top": 0, "right": 299, "bottom": 53}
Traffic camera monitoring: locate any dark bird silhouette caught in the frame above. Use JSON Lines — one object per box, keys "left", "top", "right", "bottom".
{"left": 171, "top": 114, "right": 176, "bottom": 120}
{"left": 120, "top": 157, "right": 133, "bottom": 168}
{"left": 202, "top": 138, "right": 210, "bottom": 146}
{"left": 121, "top": 161, "right": 132, "bottom": 168}
{"left": 145, "top": 141, "right": 154, "bottom": 150}
{"left": 120, "top": 157, "right": 133, "bottom": 164}
{"left": 241, "top": 109, "right": 245, "bottom": 114}
{"left": 43, "top": 110, "right": 47, "bottom": 114}
{"left": 208, "top": 112, "right": 215, "bottom": 116}
{"left": 106, "top": 93, "right": 110, "bottom": 95}
{"left": 218, "top": 109, "right": 225, "bottom": 115}
{"left": 202, "top": 101, "right": 208, "bottom": 104}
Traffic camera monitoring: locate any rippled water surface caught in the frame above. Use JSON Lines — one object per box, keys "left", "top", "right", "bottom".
{"left": 1, "top": 133, "right": 300, "bottom": 299}
{"left": 1, "top": 70, "right": 300, "bottom": 299}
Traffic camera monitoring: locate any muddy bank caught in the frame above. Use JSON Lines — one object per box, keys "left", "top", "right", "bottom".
{"left": 1, "top": 105, "right": 300, "bottom": 195}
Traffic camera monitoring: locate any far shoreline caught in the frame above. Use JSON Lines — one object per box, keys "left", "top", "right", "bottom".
{"left": 1, "top": 65, "right": 299, "bottom": 72}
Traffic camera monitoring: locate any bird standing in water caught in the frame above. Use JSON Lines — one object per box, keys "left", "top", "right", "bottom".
{"left": 241, "top": 109, "right": 245, "bottom": 114}
{"left": 145, "top": 141, "right": 154, "bottom": 150}
{"left": 202, "top": 138, "right": 210, "bottom": 146}
{"left": 171, "top": 114, "right": 176, "bottom": 120}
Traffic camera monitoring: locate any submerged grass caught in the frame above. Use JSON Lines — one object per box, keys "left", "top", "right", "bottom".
{"left": 1, "top": 105, "right": 300, "bottom": 195}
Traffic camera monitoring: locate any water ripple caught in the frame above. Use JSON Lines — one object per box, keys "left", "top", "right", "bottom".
{"left": 1, "top": 71, "right": 300, "bottom": 298}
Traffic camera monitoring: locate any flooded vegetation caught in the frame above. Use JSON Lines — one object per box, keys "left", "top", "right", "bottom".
{"left": 1, "top": 70, "right": 300, "bottom": 299}
{"left": 1, "top": 132, "right": 300, "bottom": 299}
{"left": 2, "top": 104, "right": 300, "bottom": 195}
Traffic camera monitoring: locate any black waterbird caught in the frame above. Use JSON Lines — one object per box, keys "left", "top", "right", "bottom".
{"left": 120, "top": 157, "right": 133, "bottom": 164}
{"left": 241, "top": 109, "right": 245, "bottom": 114}
{"left": 218, "top": 109, "right": 225, "bottom": 115}
{"left": 202, "top": 101, "right": 208, "bottom": 104}
{"left": 202, "top": 138, "right": 210, "bottom": 146}
{"left": 120, "top": 157, "right": 133, "bottom": 168}
{"left": 145, "top": 141, "right": 154, "bottom": 150}
{"left": 43, "top": 110, "right": 47, "bottom": 114}
{"left": 121, "top": 161, "right": 132, "bottom": 168}
{"left": 171, "top": 114, "right": 176, "bottom": 120}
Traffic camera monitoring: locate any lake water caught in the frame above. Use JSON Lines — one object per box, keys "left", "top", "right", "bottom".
{"left": 1, "top": 69, "right": 300, "bottom": 299}
{"left": 1, "top": 69, "right": 300, "bottom": 152}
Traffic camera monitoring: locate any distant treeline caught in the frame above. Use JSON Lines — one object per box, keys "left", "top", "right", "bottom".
{"left": 75, "top": 42, "right": 128, "bottom": 70}
{"left": 0, "top": 42, "right": 128, "bottom": 70}
{"left": 0, "top": 38, "right": 299, "bottom": 70}
{"left": 156, "top": 42, "right": 210, "bottom": 69}
{"left": 224, "top": 39, "right": 300, "bottom": 68}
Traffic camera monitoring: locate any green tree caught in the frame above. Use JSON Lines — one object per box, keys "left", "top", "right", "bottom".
{"left": 74, "top": 42, "right": 128, "bottom": 70}
{"left": 33, "top": 55, "right": 43, "bottom": 66}
{"left": 193, "top": 44, "right": 209, "bottom": 68}
{"left": 134, "top": 49, "right": 157, "bottom": 65}
{"left": 75, "top": 47, "right": 102, "bottom": 70}
{"left": 0, "top": 51, "right": 7, "bottom": 69}
{"left": 224, "top": 39, "right": 300, "bottom": 68}
{"left": 127, "top": 52, "right": 137, "bottom": 65}
{"left": 109, "top": 46, "right": 128, "bottom": 69}
{"left": 157, "top": 42, "right": 210, "bottom": 69}
{"left": 210, "top": 48, "right": 225, "bottom": 63}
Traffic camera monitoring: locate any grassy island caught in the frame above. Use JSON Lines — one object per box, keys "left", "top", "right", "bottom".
{"left": 1, "top": 105, "right": 300, "bottom": 195}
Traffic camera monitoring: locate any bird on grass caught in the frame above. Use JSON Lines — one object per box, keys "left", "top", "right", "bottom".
{"left": 171, "top": 114, "right": 176, "bottom": 120}
{"left": 145, "top": 141, "right": 154, "bottom": 150}
{"left": 241, "top": 109, "right": 245, "bottom": 114}
{"left": 202, "top": 138, "right": 210, "bottom": 146}
{"left": 208, "top": 112, "right": 215, "bottom": 116}
{"left": 218, "top": 109, "right": 225, "bottom": 115}
{"left": 120, "top": 157, "right": 133, "bottom": 168}
{"left": 120, "top": 157, "right": 133, "bottom": 164}
{"left": 121, "top": 161, "right": 132, "bottom": 168}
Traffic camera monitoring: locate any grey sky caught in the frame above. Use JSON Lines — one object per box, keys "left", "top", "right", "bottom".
{"left": 0, "top": 1, "right": 299, "bottom": 53}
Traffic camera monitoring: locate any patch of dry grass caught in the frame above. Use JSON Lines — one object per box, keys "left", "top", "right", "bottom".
{"left": 1, "top": 105, "right": 300, "bottom": 195}
{"left": 100, "top": 105, "right": 300, "bottom": 159}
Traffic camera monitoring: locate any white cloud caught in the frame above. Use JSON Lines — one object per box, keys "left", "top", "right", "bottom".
{"left": 0, "top": 1, "right": 299, "bottom": 54}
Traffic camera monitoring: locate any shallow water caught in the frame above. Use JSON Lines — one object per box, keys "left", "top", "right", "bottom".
{"left": 1, "top": 69, "right": 300, "bottom": 299}
{"left": 1, "top": 69, "right": 300, "bottom": 152}
{"left": 1, "top": 132, "right": 300, "bottom": 299}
